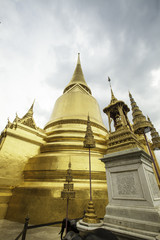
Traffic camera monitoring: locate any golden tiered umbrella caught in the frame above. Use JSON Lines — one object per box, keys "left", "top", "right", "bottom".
{"left": 61, "top": 162, "right": 75, "bottom": 234}
{"left": 83, "top": 116, "right": 100, "bottom": 224}
{"left": 148, "top": 117, "right": 160, "bottom": 150}
{"left": 129, "top": 92, "right": 160, "bottom": 183}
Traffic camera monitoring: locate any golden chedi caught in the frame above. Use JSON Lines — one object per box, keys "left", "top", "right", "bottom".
{"left": 5, "top": 54, "right": 108, "bottom": 223}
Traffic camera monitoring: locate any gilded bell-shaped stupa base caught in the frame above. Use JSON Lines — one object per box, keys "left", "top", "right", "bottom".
{"left": 5, "top": 54, "right": 108, "bottom": 223}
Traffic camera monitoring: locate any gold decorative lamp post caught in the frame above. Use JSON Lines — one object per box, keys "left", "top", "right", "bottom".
{"left": 129, "top": 92, "right": 160, "bottom": 183}
{"left": 61, "top": 162, "right": 75, "bottom": 234}
{"left": 82, "top": 115, "right": 100, "bottom": 224}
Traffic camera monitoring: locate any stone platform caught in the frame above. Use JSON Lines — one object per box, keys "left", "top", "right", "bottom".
{"left": 0, "top": 219, "right": 60, "bottom": 240}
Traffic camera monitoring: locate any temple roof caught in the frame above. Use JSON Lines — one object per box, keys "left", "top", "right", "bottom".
{"left": 13, "top": 100, "right": 37, "bottom": 130}
{"left": 63, "top": 53, "right": 91, "bottom": 94}
{"left": 103, "top": 88, "right": 130, "bottom": 115}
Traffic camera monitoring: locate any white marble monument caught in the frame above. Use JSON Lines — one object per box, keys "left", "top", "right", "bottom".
{"left": 101, "top": 147, "right": 160, "bottom": 240}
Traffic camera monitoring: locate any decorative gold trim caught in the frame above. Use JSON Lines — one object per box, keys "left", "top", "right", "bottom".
{"left": 24, "top": 169, "right": 106, "bottom": 181}
{"left": 5, "top": 131, "right": 43, "bottom": 146}
{"left": 44, "top": 119, "right": 108, "bottom": 133}
{"left": 40, "top": 143, "right": 106, "bottom": 154}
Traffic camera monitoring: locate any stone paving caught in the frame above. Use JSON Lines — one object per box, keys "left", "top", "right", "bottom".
{"left": 0, "top": 219, "right": 61, "bottom": 240}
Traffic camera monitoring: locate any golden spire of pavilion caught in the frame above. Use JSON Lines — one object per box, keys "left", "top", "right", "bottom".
{"left": 108, "top": 77, "right": 118, "bottom": 104}
{"left": 63, "top": 53, "right": 91, "bottom": 94}
{"left": 129, "top": 92, "right": 152, "bottom": 134}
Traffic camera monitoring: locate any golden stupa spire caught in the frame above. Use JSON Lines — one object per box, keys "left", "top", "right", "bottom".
{"left": 129, "top": 92, "right": 152, "bottom": 134}
{"left": 63, "top": 53, "right": 91, "bottom": 94}
{"left": 148, "top": 117, "right": 160, "bottom": 150}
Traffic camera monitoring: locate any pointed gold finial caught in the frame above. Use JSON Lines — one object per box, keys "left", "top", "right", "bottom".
{"left": 108, "top": 77, "right": 117, "bottom": 104}
{"left": 30, "top": 99, "right": 35, "bottom": 112}
{"left": 108, "top": 76, "right": 111, "bottom": 88}
{"left": 23, "top": 100, "right": 35, "bottom": 118}
{"left": 77, "top": 53, "right": 80, "bottom": 64}
{"left": 129, "top": 92, "right": 152, "bottom": 134}
{"left": 15, "top": 112, "right": 19, "bottom": 123}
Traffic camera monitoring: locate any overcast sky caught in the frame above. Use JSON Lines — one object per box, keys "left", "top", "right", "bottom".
{"left": 0, "top": 0, "right": 160, "bottom": 143}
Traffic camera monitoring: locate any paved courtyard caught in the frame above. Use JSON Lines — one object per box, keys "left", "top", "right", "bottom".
{"left": 0, "top": 219, "right": 60, "bottom": 240}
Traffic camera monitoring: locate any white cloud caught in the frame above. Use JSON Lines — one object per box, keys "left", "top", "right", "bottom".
{"left": 0, "top": 0, "right": 160, "bottom": 137}
{"left": 151, "top": 68, "right": 160, "bottom": 87}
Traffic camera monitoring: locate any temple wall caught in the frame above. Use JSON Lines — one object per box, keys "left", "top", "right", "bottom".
{"left": 0, "top": 124, "right": 45, "bottom": 219}
{"left": 0, "top": 125, "right": 45, "bottom": 185}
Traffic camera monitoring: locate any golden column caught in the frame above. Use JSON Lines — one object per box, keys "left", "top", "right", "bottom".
{"left": 129, "top": 92, "right": 160, "bottom": 183}
{"left": 82, "top": 116, "right": 100, "bottom": 224}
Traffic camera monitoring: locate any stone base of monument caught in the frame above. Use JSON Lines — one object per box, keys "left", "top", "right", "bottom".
{"left": 77, "top": 219, "right": 103, "bottom": 231}
{"left": 101, "top": 148, "right": 160, "bottom": 240}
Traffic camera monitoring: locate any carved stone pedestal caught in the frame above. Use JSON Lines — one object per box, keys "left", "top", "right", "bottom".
{"left": 101, "top": 148, "right": 160, "bottom": 240}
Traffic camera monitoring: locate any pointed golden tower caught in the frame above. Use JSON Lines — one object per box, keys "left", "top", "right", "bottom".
{"left": 6, "top": 54, "right": 108, "bottom": 224}
{"left": 103, "top": 82, "right": 142, "bottom": 153}
{"left": 148, "top": 117, "right": 160, "bottom": 150}
{"left": 129, "top": 93, "right": 160, "bottom": 183}
{"left": 129, "top": 92, "right": 152, "bottom": 134}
